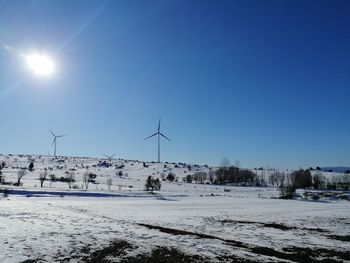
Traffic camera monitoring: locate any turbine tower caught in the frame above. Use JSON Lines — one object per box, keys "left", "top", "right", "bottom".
{"left": 49, "top": 130, "right": 66, "bottom": 157}
{"left": 145, "top": 118, "right": 171, "bottom": 163}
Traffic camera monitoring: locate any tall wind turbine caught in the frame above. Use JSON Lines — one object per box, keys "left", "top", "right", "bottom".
{"left": 49, "top": 130, "right": 66, "bottom": 157}
{"left": 145, "top": 118, "right": 171, "bottom": 163}
{"left": 104, "top": 154, "right": 116, "bottom": 162}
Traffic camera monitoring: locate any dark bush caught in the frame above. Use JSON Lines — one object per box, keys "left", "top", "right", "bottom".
{"left": 28, "top": 162, "right": 34, "bottom": 172}
{"left": 145, "top": 176, "right": 161, "bottom": 193}
{"left": 166, "top": 172, "right": 175, "bottom": 182}
{"left": 292, "top": 169, "right": 312, "bottom": 188}
{"left": 185, "top": 174, "right": 193, "bottom": 183}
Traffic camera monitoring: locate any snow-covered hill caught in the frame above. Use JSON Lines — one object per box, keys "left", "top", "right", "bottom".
{"left": 0, "top": 154, "right": 349, "bottom": 263}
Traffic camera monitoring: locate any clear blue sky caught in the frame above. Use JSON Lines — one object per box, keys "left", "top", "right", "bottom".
{"left": 0, "top": 0, "right": 349, "bottom": 169}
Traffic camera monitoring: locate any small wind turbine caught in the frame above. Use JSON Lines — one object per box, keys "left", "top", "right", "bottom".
{"left": 104, "top": 154, "right": 116, "bottom": 161}
{"left": 49, "top": 130, "right": 66, "bottom": 157}
{"left": 145, "top": 118, "right": 171, "bottom": 163}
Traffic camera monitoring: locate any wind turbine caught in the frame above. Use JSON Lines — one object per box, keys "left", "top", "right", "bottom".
{"left": 49, "top": 130, "right": 66, "bottom": 157}
{"left": 104, "top": 154, "right": 116, "bottom": 162}
{"left": 145, "top": 118, "right": 171, "bottom": 163}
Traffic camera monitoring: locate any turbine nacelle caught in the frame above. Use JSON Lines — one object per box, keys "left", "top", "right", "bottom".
{"left": 104, "top": 154, "right": 116, "bottom": 161}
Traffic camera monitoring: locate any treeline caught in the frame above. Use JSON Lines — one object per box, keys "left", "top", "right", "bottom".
{"left": 214, "top": 167, "right": 260, "bottom": 186}
{"left": 270, "top": 169, "right": 350, "bottom": 191}
{"left": 182, "top": 167, "right": 350, "bottom": 191}
{"left": 183, "top": 166, "right": 265, "bottom": 186}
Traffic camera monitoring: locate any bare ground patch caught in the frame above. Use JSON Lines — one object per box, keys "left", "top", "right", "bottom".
{"left": 220, "top": 219, "right": 328, "bottom": 233}
{"left": 220, "top": 219, "right": 350, "bottom": 243}
{"left": 81, "top": 240, "right": 133, "bottom": 263}
{"left": 326, "top": 234, "right": 350, "bottom": 242}
{"left": 138, "top": 223, "right": 350, "bottom": 263}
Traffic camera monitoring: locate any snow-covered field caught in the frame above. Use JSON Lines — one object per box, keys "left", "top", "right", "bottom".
{"left": 0, "top": 155, "right": 349, "bottom": 262}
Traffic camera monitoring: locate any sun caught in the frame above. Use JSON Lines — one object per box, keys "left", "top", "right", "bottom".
{"left": 25, "top": 53, "right": 55, "bottom": 76}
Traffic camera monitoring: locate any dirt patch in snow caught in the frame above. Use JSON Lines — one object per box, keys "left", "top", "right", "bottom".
{"left": 326, "top": 235, "right": 350, "bottom": 242}
{"left": 138, "top": 223, "right": 350, "bottom": 263}
{"left": 138, "top": 223, "right": 247, "bottom": 248}
{"left": 81, "top": 239, "right": 208, "bottom": 263}
{"left": 220, "top": 219, "right": 328, "bottom": 233}
{"left": 82, "top": 240, "right": 133, "bottom": 263}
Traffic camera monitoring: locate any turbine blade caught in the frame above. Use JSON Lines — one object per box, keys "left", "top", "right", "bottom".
{"left": 144, "top": 132, "right": 158, "bottom": 140}
{"left": 159, "top": 132, "right": 171, "bottom": 142}
{"left": 56, "top": 135, "right": 66, "bottom": 138}
{"left": 158, "top": 118, "right": 161, "bottom": 132}
{"left": 49, "top": 130, "right": 55, "bottom": 137}
{"left": 51, "top": 138, "right": 56, "bottom": 146}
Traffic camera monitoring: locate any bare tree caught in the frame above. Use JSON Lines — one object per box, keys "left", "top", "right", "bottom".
{"left": 39, "top": 170, "right": 48, "bottom": 188}
{"left": 17, "top": 169, "right": 27, "bottom": 186}
{"left": 313, "top": 173, "right": 325, "bottom": 189}
{"left": 208, "top": 170, "right": 216, "bottom": 184}
{"left": 106, "top": 178, "right": 113, "bottom": 191}
{"left": 145, "top": 176, "right": 161, "bottom": 193}
{"left": 276, "top": 171, "right": 286, "bottom": 187}
{"left": 337, "top": 173, "right": 350, "bottom": 190}
{"left": 193, "top": 172, "right": 207, "bottom": 184}
{"left": 65, "top": 171, "right": 75, "bottom": 189}
{"left": 220, "top": 157, "right": 231, "bottom": 170}
{"left": 49, "top": 174, "right": 56, "bottom": 188}
{"left": 83, "top": 172, "right": 90, "bottom": 189}
{"left": 269, "top": 170, "right": 284, "bottom": 187}
{"left": 234, "top": 160, "right": 241, "bottom": 169}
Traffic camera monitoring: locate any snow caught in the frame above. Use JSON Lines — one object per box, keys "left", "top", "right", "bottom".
{"left": 0, "top": 154, "right": 349, "bottom": 262}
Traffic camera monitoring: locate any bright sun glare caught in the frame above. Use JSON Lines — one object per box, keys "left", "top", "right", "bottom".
{"left": 25, "top": 53, "right": 55, "bottom": 76}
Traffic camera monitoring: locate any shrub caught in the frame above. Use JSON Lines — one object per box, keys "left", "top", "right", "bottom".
{"left": 166, "top": 172, "right": 176, "bottom": 182}
{"left": 88, "top": 173, "right": 97, "bottom": 184}
{"left": 279, "top": 184, "right": 296, "bottom": 199}
{"left": 279, "top": 173, "right": 296, "bottom": 199}
{"left": 28, "top": 162, "right": 34, "bottom": 172}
